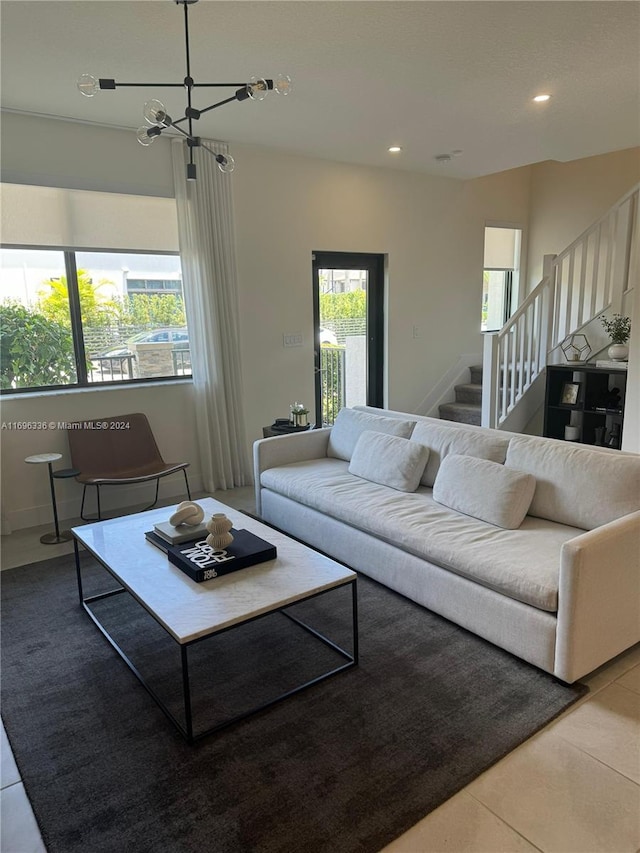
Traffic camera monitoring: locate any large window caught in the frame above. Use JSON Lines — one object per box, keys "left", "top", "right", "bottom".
{"left": 0, "top": 247, "right": 190, "bottom": 392}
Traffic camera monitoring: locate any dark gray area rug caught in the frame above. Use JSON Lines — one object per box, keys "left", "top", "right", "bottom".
{"left": 1, "top": 553, "right": 586, "bottom": 853}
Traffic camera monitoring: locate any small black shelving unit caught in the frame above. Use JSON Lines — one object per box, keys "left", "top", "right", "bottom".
{"left": 543, "top": 363, "right": 627, "bottom": 449}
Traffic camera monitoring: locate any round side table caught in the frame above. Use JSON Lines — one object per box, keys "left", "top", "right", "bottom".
{"left": 24, "top": 453, "right": 74, "bottom": 544}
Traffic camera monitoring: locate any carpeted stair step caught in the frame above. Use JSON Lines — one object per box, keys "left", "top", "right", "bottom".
{"left": 453, "top": 382, "right": 482, "bottom": 405}
{"left": 438, "top": 402, "right": 482, "bottom": 426}
{"left": 469, "top": 365, "right": 483, "bottom": 385}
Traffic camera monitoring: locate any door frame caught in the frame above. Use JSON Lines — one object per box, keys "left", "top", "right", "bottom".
{"left": 312, "top": 251, "right": 384, "bottom": 427}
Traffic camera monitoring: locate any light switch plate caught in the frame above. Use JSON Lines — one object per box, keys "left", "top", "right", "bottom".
{"left": 283, "top": 333, "right": 303, "bottom": 347}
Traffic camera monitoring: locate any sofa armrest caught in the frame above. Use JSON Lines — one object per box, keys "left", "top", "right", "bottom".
{"left": 555, "top": 510, "right": 640, "bottom": 683}
{"left": 253, "top": 428, "right": 332, "bottom": 516}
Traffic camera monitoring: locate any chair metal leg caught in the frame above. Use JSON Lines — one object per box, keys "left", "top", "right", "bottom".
{"left": 80, "top": 484, "right": 101, "bottom": 522}
{"left": 80, "top": 485, "right": 88, "bottom": 521}
{"left": 79, "top": 470, "right": 191, "bottom": 523}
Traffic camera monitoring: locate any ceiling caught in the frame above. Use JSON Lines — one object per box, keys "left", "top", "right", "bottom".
{"left": 1, "top": 1, "right": 639, "bottom": 179}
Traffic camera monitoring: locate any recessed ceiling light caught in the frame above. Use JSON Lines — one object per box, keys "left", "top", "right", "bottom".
{"left": 435, "top": 154, "right": 452, "bottom": 163}
{"left": 533, "top": 94, "right": 552, "bottom": 102}
{"left": 388, "top": 146, "right": 402, "bottom": 153}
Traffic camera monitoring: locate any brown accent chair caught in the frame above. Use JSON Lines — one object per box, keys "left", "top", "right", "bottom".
{"left": 67, "top": 413, "right": 191, "bottom": 520}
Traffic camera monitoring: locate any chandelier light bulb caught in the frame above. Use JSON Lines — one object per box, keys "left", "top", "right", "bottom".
{"left": 77, "top": 74, "right": 100, "bottom": 98}
{"left": 216, "top": 154, "right": 236, "bottom": 174}
{"left": 274, "top": 74, "right": 292, "bottom": 96}
{"left": 143, "top": 99, "right": 170, "bottom": 126}
{"left": 248, "top": 77, "right": 269, "bottom": 101}
{"left": 75, "top": 1, "right": 291, "bottom": 181}
{"left": 136, "top": 126, "right": 157, "bottom": 146}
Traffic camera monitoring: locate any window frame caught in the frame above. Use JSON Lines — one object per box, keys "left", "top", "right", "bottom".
{"left": 0, "top": 243, "right": 191, "bottom": 395}
{"left": 482, "top": 266, "right": 514, "bottom": 332}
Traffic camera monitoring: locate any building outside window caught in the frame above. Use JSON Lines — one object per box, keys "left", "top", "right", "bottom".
{"left": 0, "top": 183, "right": 189, "bottom": 393}
{"left": 0, "top": 247, "right": 189, "bottom": 392}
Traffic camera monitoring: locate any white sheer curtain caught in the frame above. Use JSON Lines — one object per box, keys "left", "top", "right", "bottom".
{"left": 171, "top": 138, "right": 252, "bottom": 491}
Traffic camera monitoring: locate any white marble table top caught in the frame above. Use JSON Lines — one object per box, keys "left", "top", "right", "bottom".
{"left": 25, "top": 453, "right": 62, "bottom": 464}
{"left": 72, "top": 497, "right": 356, "bottom": 644}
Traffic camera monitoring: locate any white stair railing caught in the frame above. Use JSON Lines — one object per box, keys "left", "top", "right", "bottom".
{"left": 483, "top": 183, "right": 638, "bottom": 428}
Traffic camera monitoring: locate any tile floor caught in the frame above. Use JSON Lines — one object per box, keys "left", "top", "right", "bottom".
{"left": 2, "top": 487, "right": 639, "bottom": 853}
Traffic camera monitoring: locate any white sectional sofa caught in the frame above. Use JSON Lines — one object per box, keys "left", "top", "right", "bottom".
{"left": 254, "top": 406, "right": 640, "bottom": 683}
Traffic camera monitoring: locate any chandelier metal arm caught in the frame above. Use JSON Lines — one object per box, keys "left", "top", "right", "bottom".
{"left": 197, "top": 95, "right": 244, "bottom": 117}
{"left": 78, "top": 0, "right": 289, "bottom": 181}
{"left": 100, "top": 81, "right": 262, "bottom": 90}
{"left": 98, "top": 79, "right": 188, "bottom": 89}
{"left": 168, "top": 122, "right": 192, "bottom": 139}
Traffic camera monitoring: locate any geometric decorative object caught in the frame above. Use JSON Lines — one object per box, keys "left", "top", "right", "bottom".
{"left": 561, "top": 333, "right": 592, "bottom": 363}
{"left": 76, "top": 0, "right": 291, "bottom": 182}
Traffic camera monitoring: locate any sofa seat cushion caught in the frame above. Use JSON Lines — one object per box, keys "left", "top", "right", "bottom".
{"left": 260, "top": 458, "right": 583, "bottom": 611}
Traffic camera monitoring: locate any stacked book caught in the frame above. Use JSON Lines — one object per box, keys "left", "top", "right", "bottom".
{"left": 146, "top": 524, "right": 277, "bottom": 583}
{"left": 152, "top": 520, "right": 210, "bottom": 544}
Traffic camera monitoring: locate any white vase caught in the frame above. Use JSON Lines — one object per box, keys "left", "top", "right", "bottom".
{"left": 607, "top": 343, "right": 629, "bottom": 361}
{"left": 206, "top": 513, "right": 234, "bottom": 551}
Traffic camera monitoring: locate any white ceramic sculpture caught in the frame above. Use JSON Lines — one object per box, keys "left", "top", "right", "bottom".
{"left": 168, "top": 501, "right": 205, "bottom": 527}
{"left": 206, "top": 513, "right": 234, "bottom": 551}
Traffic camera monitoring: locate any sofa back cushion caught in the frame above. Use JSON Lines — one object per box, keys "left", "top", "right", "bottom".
{"left": 410, "top": 421, "right": 510, "bottom": 487}
{"left": 348, "top": 431, "right": 430, "bottom": 492}
{"left": 505, "top": 435, "right": 640, "bottom": 530}
{"left": 432, "top": 454, "right": 536, "bottom": 529}
{"left": 327, "top": 408, "right": 416, "bottom": 461}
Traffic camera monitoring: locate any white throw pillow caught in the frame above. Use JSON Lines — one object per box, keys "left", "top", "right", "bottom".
{"left": 327, "top": 408, "right": 417, "bottom": 461}
{"left": 348, "top": 431, "right": 430, "bottom": 492}
{"left": 410, "top": 421, "right": 510, "bottom": 487}
{"left": 432, "top": 454, "right": 536, "bottom": 529}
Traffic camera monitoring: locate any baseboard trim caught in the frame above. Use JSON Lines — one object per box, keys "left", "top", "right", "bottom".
{"left": 6, "top": 473, "right": 203, "bottom": 533}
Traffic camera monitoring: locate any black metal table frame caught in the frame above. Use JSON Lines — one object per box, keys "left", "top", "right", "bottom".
{"left": 74, "top": 539, "right": 358, "bottom": 744}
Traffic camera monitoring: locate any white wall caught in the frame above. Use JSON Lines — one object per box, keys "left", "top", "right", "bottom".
{"left": 1, "top": 114, "right": 192, "bottom": 530}
{"left": 231, "top": 144, "right": 532, "bottom": 441}
{"left": 6, "top": 113, "right": 636, "bottom": 530}
{"left": 1, "top": 111, "right": 174, "bottom": 197}
{"left": 622, "top": 287, "right": 640, "bottom": 452}
{"left": 0, "top": 382, "right": 201, "bottom": 533}
{"left": 526, "top": 147, "right": 640, "bottom": 289}
{"left": 524, "top": 148, "right": 640, "bottom": 450}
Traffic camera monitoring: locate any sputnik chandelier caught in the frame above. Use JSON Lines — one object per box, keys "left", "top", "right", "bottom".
{"left": 77, "top": 0, "right": 291, "bottom": 181}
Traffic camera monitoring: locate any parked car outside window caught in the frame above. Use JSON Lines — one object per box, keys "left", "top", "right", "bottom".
{"left": 100, "top": 327, "right": 189, "bottom": 358}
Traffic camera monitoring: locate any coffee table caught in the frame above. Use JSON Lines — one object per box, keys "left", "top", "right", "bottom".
{"left": 72, "top": 497, "right": 358, "bottom": 743}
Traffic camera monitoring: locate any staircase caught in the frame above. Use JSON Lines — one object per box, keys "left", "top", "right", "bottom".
{"left": 481, "top": 183, "right": 638, "bottom": 432}
{"left": 439, "top": 365, "right": 483, "bottom": 425}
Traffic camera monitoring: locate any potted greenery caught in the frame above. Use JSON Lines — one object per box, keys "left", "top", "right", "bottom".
{"left": 600, "top": 313, "right": 631, "bottom": 361}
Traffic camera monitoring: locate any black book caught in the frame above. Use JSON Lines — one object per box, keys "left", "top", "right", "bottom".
{"left": 144, "top": 528, "right": 277, "bottom": 583}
